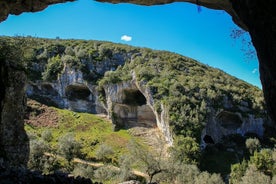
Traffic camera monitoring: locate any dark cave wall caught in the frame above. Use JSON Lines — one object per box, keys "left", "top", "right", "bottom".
{"left": 0, "top": 61, "right": 29, "bottom": 167}
{"left": 230, "top": 0, "right": 276, "bottom": 123}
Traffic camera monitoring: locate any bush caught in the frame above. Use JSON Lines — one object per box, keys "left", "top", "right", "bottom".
{"left": 41, "top": 130, "right": 53, "bottom": 142}
{"left": 58, "top": 133, "right": 82, "bottom": 162}
{"left": 95, "top": 144, "right": 115, "bottom": 163}
{"left": 194, "top": 171, "right": 224, "bottom": 184}
{"left": 230, "top": 160, "right": 248, "bottom": 184}
{"left": 72, "top": 163, "right": 94, "bottom": 179}
{"left": 42, "top": 55, "right": 63, "bottom": 81}
{"left": 240, "top": 165, "right": 271, "bottom": 184}
{"left": 169, "top": 136, "right": 200, "bottom": 164}
{"left": 245, "top": 138, "right": 260, "bottom": 154}
{"left": 28, "top": 139, "right": 49, "bottom": 171}
{"left": 94, "top": 166, "right": 119, "bottom": 182}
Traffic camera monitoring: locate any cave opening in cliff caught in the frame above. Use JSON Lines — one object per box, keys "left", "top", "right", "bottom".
{"left": 41, "top": 83, "right": 58, "bottom": 96}
{"left": 65, "top": 84, "right": 92, "bottom": 101}
{"left": 112, "top": 89, "right": 157, "bottom": 129}
{"left": 217, "top": 111, "right": 243, "bottom": 130}
{"left": 203, "top": 135, "right": 215, "bottom": 144}
{"left": 122, "top": 89, "right": 147, "bottom": 106}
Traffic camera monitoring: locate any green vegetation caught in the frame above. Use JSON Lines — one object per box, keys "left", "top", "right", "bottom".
{"left": 98, "top": 48, "right": 265, "bottom": 143}
{"left": 1, "top": 36, "right": 265, "bottom": 142}
{"left": 2, "top": 36, "right": 272, "bottom": 183}
{"left": 229, "top": 147, "right": 276, "bottom": 184}
{"left": 25, "top": 107, "right": 134, "bottom": 162}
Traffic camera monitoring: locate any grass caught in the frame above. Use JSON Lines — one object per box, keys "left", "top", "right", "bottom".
{"left": 25, "top": 106, "right": 137, "bottom": 162}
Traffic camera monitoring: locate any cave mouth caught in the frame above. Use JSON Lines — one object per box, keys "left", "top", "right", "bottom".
{"left": 65, "top": 84, "right": 92, "bottom": 101}
{"left": 203, "top": 135, "right": 215, "bottom": 144}
{"left": 41, "top": 83, "right": 58, "bottom": 96}
{"left": 217, "top": 111, "right": 243, "bottom": 130}
{"left": 122, "top": 89, "right": 147, "bottom": 106}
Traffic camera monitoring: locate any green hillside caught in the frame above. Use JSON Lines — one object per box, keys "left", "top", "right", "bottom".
{"left": 1, "top": 36, "right": 274, "bottom": 184}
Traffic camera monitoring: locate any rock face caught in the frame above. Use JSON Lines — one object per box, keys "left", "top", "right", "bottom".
{"left": 102, "top": 77, "right": 173, "bottom": 145}
{"left": 0, "top": 0, "right": 276, "bottom": 127}
{"left": 0, "top": 61, "right": 29, "bottom": 167}
{"left": 95, "top": 1, "right": 276, "bottom": 128}
{"left": 0, "top": 0, "right": 74, "bottom": 22}
{"left": 201, "top": 110, "right": 268, "bottom": 147}
{"left": 26, "top": 65, "right": 106, "bottom": 114}
{"left": 27, "top": 58, "right": 268, "bottom": 147}
{"left": 0, "top": 0, "right": 275, "bottom": 172}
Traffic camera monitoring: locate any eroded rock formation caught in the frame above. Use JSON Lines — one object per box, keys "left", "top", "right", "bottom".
{"left": 0, "top": 0, "right": 276, "bottom": 169}
{"left": 0, "top": 61, "right": 29, "bottom": 167}
{"left": 96, "top": 0, "right": 276, "bottom": 128}
{"left": 101, "top": 77, "right": 173, "bottom": 145}
{"left": 0, "top": 0, "right": 74, "bottom": 22}
{"left": 201, "top": 110, "right": 267, "bottom": 147}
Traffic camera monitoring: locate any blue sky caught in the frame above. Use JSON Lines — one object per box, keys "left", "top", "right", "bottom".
{"left": 0, "top": 0, "right": 261, "bottom": 88}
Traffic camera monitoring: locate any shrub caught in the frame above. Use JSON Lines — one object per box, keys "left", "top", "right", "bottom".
{"left": 95, "top": 144, "right": 115, "bottom": 163}
{"left": 245, "top": 138, "right": 260, "bottom": 154}
{"left": 170, "top": 136, "right": 200, "bottom": 164}
{"left": 28, "top": 139, "right": 50, "bottom": 171}
{"left": 58, "top": 133, "right": 82, "bottom": 162}
{"left": 42, "top": 55, "right": 63, "bottom": 81}
{"left": 41, "top": 130, "right": 53, "bottom": 142}
{"left": 240, "top": 165, "right": 271, "bottom": 184}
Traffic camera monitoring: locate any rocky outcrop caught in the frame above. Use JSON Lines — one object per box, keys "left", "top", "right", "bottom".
{"left": 102, "top": 77, "right": 173, "bottom": 145}
{"left": 201, "top": 109, "right": 270, "bottom": 147}
{"left": 0, "top": 61, "right": 29, "bottom": 167}
{"left": 0, "top": 0, "right": 74, "bottom": 22}
{"left": 1, "top": 0, "right": 276, "bottom": 127}
{"left": 97, "top": 0, "right": 276, "bottom": 129}
{"left": 201, "top": 92, "right": 270, "bottom": 147}
{"left": 27, "top": 65, "right": 106, "bottom": 114}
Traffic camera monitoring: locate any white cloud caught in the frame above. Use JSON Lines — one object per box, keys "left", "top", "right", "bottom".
{"left": 252, "top": 68, "right": 258, "bottom": 74}
{"left": 121, "top": 35, "right": 132, "bottom": 42}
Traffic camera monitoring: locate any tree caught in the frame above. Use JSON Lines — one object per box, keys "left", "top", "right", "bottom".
{"left": 41, "top": 130, "right": 53, "bottom": 142}
{"left": 249, "top": 149, "right": 273, "bottom": 175}
{"left": 128, "top": 140, "right": 165, "bottom": 183}
{"left": 58, "top": 133, "right": 82, "bottom": 162}
{"left": 194, "top": 171, "right": 224, "bottom": 184}
{"left": 245, "top": 137, "right": 260, "bottom": 154}
{"left": 28, "top": 139, "right": 49, "bottom": 171}
{"left": 169, "top": 136, "right": 200, "bottom": 164}
{"left": 240, "top": 165, "right": 271, "bottom": 184}
{"left": 95, "top": 144, "right": 115, "bottom": 163}
{"left": 230, "top": 160, "right": 248, "bottom": 184}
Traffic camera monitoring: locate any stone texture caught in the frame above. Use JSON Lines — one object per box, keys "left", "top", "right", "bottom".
{"left": 102, "top": 77, "right": 173, "bottom": 145}
{"left": 96, "top": 0, "right": 276, "bottom": 128}
{"left": 0, "top": 0, "right": 276, "bottom": 170}
{"left": 0, "top": 0, "right": 75, "bottom": 22}
{"left": 201, "top": 109, "right": 269, "bottom": 147}
{"left": 0, "top": 61, "right": 29, "bottom": 167}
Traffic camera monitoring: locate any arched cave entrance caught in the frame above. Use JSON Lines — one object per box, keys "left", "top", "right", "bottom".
{"left": 65, "top": 84, "right": 95, "bottom": 113}
{"left": 27, "top": 83, "right": 61, "bottom": 107}
{"left": 203, "top": 135, "right": 215, "bottom": 144}
{"left": 113, "top": 89, "right": 157, "bottom": 129}
{"left": 122, "top": 89, "right": 147, "bottom": 106}
{"left": 65, "top": 84, "right": 92, "bottom": 101}
{"left": 216, "top": 111, "right": 242, "bottom": 130}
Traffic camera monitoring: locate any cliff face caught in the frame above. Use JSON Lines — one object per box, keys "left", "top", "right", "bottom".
{"left": 102, "top": 76, "right": 173, "bottom": 145}
{"left": 0, "top": 36, "right": 271, "bottom": 168}
{"left": 27, "top": 62, "right": 268, "bottom": 147}
{"left": 22, "top": 38, "right": 269, "bottom": 147}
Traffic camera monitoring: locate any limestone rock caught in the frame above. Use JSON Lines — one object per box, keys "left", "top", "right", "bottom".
{"left": 0, "top": 62, "right": 29, "bottom": 167}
